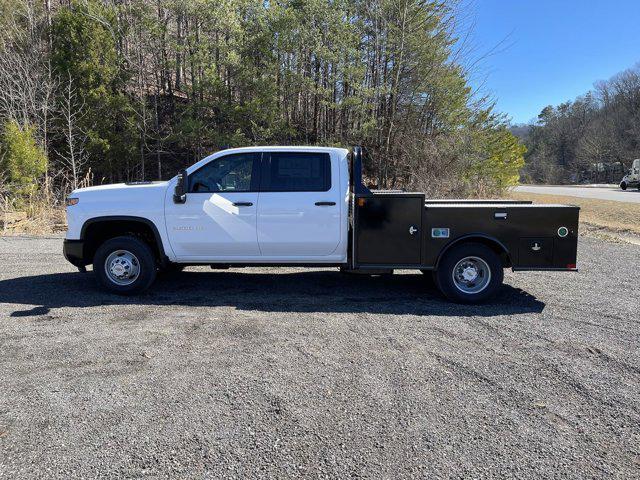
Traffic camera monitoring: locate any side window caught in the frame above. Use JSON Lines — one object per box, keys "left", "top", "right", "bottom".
{"left": 262, "top": 152, "right": 331, "bottom": 192}
{"left": 189, "top": 153, "right": 258, "bottom": 193}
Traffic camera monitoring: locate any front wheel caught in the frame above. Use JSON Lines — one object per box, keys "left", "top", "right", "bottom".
{"left": 93, "top": 236, "right": 157, "bottom": 294}
{"left": 620, "top": 182, "right": 627, "bottom": 190}
{"left": 435, "top": 243, "right": 504, "bottom": 304}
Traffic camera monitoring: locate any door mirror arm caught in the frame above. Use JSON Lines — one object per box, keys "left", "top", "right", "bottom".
{"left": 173, "top": 169, "right": 188, "bottom": 204}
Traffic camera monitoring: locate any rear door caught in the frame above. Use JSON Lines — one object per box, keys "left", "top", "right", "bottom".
{"left": 257, "top": 151, "right": 341, "bottom": 256}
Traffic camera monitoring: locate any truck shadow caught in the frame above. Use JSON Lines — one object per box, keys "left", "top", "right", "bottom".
{"left": 1, "top": 269, "right": 545, "bottom": 318}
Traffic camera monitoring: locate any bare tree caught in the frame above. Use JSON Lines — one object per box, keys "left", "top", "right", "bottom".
{"left": 55, "top": 73, "right": 88, "bottom": 190}
{"left": 0, "top": 0, "right": 55, "bottom": 147}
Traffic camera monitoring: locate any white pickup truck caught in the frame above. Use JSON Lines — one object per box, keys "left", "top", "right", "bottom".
{"left": 64, "top": 146, "right": 580, "bottom": 303}
{"left": 620, "top": 159, "right": 640, "bottom": 190}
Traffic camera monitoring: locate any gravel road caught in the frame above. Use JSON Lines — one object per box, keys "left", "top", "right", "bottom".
{"left": 0, "top": 235, "right": 638, "bottom": 479}
{"left": 513, "top": 185, "right": 640, "bottom": 203}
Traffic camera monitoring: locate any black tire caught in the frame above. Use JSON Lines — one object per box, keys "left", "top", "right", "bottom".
{"left": 620, "top": 182, "right": 627, "bottom": 190}
{"left": 419, "top": 269, "right": 437, "bottom": 287}
{"left": 435, "top": 242, "right": 504, "bottom": 304}
{"left": 93, "top": 235, "right": 157, "bottom": 295}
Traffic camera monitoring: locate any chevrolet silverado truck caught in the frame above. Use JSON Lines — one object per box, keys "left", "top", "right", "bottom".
{"left": 63, "top": 146, "right": 579, "bottom": 303}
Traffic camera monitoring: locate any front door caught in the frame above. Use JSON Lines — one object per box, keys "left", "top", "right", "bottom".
{"left": 257, "top": 152, "right": 341, "bottom": 256}
{"left": 165, "top": 152, "right": 261, "bottom": 258}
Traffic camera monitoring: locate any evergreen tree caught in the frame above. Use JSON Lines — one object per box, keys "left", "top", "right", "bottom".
{"left": 0, "top": 120, "right": 48, "bottom": 200}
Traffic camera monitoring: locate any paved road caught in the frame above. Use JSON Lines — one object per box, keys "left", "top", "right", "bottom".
{"left": 0, "top": 236, "right": 639, "bottom": 479}
{"left": 514, "top": 184, "right": 640, "bottom": 203}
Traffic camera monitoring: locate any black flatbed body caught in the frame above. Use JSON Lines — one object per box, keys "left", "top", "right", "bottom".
{"left": 424, "top": 199, "right": 532, "bottom": 205}
{"left": 347, "top": 147, "right": 580, "bottom": 272}
{"left": 350, "top": 191, "right": 579, "bottom": 271}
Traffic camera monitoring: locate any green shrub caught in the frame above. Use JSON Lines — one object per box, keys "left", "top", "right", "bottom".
{"left": 0, "top": 120, "right": 48, "bottom": 201}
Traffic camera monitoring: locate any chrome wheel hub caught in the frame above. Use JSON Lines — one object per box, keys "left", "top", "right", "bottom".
{"left": 105, "top": 250, "right": 140, "bottom": 286}
{"left": 461, "top": 266, "right": 478, "bottom": 282}
{"left": 452, "top": 256, "right": 491, "bottom": 294}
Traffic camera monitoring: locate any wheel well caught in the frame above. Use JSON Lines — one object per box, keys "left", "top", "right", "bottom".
{"left": 82, "top": 218, "right": 164, "bottom": 265}
{"left": 437, "top": 236, "right": 512, "bottom": 268}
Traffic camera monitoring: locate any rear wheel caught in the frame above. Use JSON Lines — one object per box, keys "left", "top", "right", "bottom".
{"left": 435, "top": 243, "right": 503, "bottom": 304}
{"left": 94, "top": 236, "right": 157, "bottom": 294}
{"left": 620, "top": 182, "right": 627, "bottom": 190}
{"left": 420, "top": 269, "right": 437, "bottom": 287}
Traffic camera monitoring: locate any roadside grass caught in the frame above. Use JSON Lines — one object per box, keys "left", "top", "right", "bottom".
{"left": 1, "top": 172, "right": 89, "bottom": 236}
{"left": 1, "top": 206, "right": 65, "bottom": 236}
{"left": 508, "top": 191, "right": 640, "bottom": 241}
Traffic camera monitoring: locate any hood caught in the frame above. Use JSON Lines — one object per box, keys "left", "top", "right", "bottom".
{"left": 72, "top": 181, "right": 168, "bottom": 195}
{"left": 69, "top": 181, "right": 170, "bottom": 211}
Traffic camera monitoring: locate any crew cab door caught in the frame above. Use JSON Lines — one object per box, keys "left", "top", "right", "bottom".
{"left": 165, "top": 152, "right": 261, "bottom": 258}
{"left": 257, "top": 152, "right": 341, "bottom": 256}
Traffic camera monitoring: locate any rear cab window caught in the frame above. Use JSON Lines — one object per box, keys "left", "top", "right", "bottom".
{"left": 261, "top": 152, "right": 331, "bottom": 192}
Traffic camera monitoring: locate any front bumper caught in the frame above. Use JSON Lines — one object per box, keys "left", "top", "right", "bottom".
{"left": 63, "top": 239, "right": 86, "bottom": 267}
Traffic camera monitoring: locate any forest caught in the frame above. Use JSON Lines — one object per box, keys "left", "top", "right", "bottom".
{"left": 0, "top": 0, "right": 526, "bottom": 229}
{"left": 519, "top": 64, "right": 640, "bottom": 184}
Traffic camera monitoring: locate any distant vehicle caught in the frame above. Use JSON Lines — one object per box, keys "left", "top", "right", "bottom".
{"left": 63, "top": 146, "right": 580, "bottom": 303}
{"left": 620, "top": 159, "right": 640, "bottom": 190}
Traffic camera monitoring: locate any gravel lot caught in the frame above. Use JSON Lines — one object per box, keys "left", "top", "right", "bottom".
{"left": 0, "top": 235, "right": 638, "bottom": 479}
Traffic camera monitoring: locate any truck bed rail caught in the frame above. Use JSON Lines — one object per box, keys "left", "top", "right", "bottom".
{"left": 425, "top": 199, "right": 532, "bottom": 205}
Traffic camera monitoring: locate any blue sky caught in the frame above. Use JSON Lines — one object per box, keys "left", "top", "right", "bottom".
{"left": 459, "top": 0, "right": 640, "bottom": 124}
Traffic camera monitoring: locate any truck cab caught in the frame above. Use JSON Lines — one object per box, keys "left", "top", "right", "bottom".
{"left": 64, "top": 146, "right": 580, "bottom": 303}
{"left": 620, "top": 159, "right": 640, "bottom": 190}
{"left": 166, "top": 147, "right": 349, "bottom": 262}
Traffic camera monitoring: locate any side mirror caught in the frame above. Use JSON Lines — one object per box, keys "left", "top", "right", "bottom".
{"left": 173, "top": 169, "right": 187, "bottom": 204}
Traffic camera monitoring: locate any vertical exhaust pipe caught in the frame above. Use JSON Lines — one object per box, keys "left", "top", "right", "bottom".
{"left": 351, "top": 146, "right": 372, "bottom": 195}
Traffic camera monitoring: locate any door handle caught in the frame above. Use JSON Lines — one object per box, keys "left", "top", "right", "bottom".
{"left": 232, "top": 202, "right": 253, "bottom": 207}
{"left": 315, "top": 201, "right": 336, "bottom": 206}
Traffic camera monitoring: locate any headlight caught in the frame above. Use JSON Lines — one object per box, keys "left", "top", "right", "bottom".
{"left": 66, "top": 197, "right": 79, "bottom": 206}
